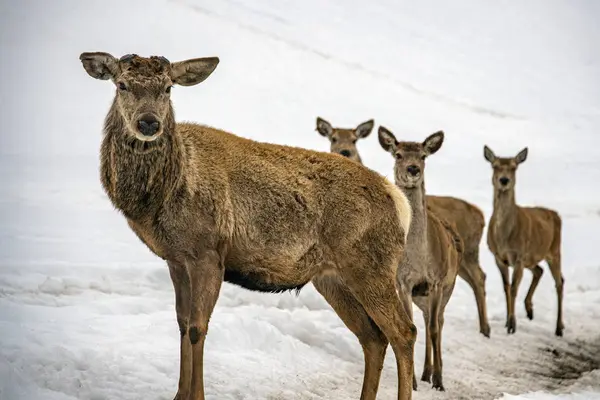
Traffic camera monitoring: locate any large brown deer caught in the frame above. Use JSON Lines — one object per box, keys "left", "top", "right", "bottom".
{"left": 317, "top": 119, "right": 490, "bottom": 337}
{"left": 378, "top": 127, "right": 462, "bottom": 391}
{"left": 483, "top": 145, "right": 564, "bottom": 336}
{"left": 79, "top": 51, "right": 417, "bottom": 400}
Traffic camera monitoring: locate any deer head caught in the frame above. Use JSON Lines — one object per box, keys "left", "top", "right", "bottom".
{"left": 483, "top": 145, "right": 528, "bottom": 192}
{"left": 378, "top": 127, "right": 444, "bottom": 189}
{"left": 316, "top": 117, "right": 374, "bottom": 163}
{"left": 79, "top": 52, "right": 219, "bottom": 142}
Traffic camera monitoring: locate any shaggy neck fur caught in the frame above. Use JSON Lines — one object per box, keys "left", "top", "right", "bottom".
{"left": 493, "top": 188, "right": 517, "bottom": 231}
{"left": 100, "top": 99, "right": 184, "bottom": 221}
{"left": 402, "top": 181, "right": 428, "bottom": 253}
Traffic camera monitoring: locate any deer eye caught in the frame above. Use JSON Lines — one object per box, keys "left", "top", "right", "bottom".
{"left": 421, "top": 155, "right": 426, "bottom": 160}
{"left": 165, "top": 85, "right": 173, "bottom": 94}
{"left": 352, "top": 139, "right": 357, "bottom": 144}
{"left": 395, "top": 153, "right": 403, "bottom": 160}
{"left": 118, "top": 82, "right": 127, "bottom": 91}
{"left": 331, "top": 137, "right": 337, "bottom": 144}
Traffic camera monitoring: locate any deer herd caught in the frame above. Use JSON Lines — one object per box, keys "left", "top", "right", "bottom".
{"left": 79, "top": 52, "right": 565, "bottom": 400}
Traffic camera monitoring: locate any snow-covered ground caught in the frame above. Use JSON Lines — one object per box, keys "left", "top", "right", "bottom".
{"left": 1, "top": 0, "right": 599, "bottom": 399}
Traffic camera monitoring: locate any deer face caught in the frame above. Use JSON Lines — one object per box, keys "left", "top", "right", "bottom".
{"left": 484, "top": 146, "right": 528, "bottom": 192}
{"left": 378, "top": 127, "right": 444, "bottom": 189}
{"left": 316, "top": 117, "right": 374, "bottom": 162}
{"left": 80, "top": 52, "right": 219, "bottom": 142}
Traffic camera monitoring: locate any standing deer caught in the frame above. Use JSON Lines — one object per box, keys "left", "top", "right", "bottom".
{"left": 378, "top": 127, "right": 462, "bottom": 391}
{"left": 483, "top": 145, "right": 564, "bottom": 336}
{"left": 317, "top": 119, "right": 490, "bottom": 337}
{"left": 79, "top": 51, "right": 417, "bottom": 400}
{"left": 316, "top": 117, "right": 374, "bottom": 164}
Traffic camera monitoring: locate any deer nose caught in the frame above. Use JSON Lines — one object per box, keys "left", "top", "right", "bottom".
{"left": 499, "top": 177, "right": 510, "bottom": 186}
{"left": 407, "top": 165, "right": 420, "bottom": 176}
{"left": 340, "top": 150, "right": 352, "bottom": 158}
{"left": 137, "top": 114, "right": 160, "bottom": 136}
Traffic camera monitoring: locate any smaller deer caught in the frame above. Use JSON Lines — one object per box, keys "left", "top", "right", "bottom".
{"left": 316, "top": 118, "right": 491, "bottom": 338}
{"left": 316, "top": 117, "right": 374, "bottom": 164}
{"left": 379, "top": 127, "right": 462, "bottom": 391}
{"left": 484, "top": 145, "right": 564, "bottom": 336}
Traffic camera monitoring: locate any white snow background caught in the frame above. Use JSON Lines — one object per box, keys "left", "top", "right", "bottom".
{"left": 1, "top": 0, "right": 599, "bottom": 399}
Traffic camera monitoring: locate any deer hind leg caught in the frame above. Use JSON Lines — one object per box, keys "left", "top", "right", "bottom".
{"left": 342, "top": 268, "right": 417, "bottom": 400}
{"left": 312, "top": 274, "right": 389, "bottom": 400}
{"left": 462, "top": 252, "right": 491, "bottom": 338}
{"left": 186, "top": 251, "right": 225, "bottom": 400}
{"left": 494, "top": 256, "right": 511, "bottom": 329}
{"left": 168, "top": 261, "right": 192, "bottom": 400}
{"left": 546, "top": 253, "right": 565, "bottom": 336}
{"left": 524, "top": 265, "right": 544, "bottom": 320}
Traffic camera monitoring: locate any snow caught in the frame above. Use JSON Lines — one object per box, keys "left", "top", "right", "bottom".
{"left": 1, "top": 0, "right": 599, "bottom": 399}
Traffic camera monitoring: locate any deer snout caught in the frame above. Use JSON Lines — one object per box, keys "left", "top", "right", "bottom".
{"left": 137, "top": 114, "right": 160, "bottom": 137}
{"left": 407, "top": 165, "right": 420, "bottom": 176}
{"left": 339, "top": 150, "right": 352, "bottom": 158}
{"left": 499, "top": 177, "right": 510, "bottom": 186}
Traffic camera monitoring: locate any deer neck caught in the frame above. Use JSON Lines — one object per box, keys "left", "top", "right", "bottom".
{"left": 492, "top": 188, "right": 517, "bottom": 231}
{"left": 402, "top": 181, "right": 428, "bottom": 252}
{"left": 100, "top": 100, "right": 184, "bottom": 221}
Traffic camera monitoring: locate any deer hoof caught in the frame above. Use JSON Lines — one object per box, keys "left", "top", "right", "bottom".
{"left": 526, "top": 303, "right": 534, "bottom": 320}
{"left": 432, "top": 373, "right": 445, "bottom": 391}
{"left": 421, "top": 368, "right": 432, "bottom": 383}
{"left": 507, "top": 316, "right": 517, "bottom": 334}
{"left": 481, "top": 324, "right": 491, "bottom": 338}
{"left": 555, "top": 326, "right": 564, "bottom": 337}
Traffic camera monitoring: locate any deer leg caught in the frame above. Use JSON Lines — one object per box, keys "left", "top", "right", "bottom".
{"left": 494, "top": 256, "right": 511, "bottom": 329}
{"left": 524, "top": 265, "right": 544, "bottom": 320}
{"left": 345, "top": 272, "right": 416, "bottom": 400}
{"left": 507, "top": 264, "right": 524, "bottom": 334}
{"left": 187, "top": 251, "right": 225, "bottom": 400}
{"left": 420, "top": 308, "right": 432, "bottom": 383}
{"left": 168, "top": 261, "right": 192, "bottom": 400}
{"left": 429, "top": 285, "right": 444, "bottom": 391}
{"left": 547, "top": 254, "right": 565, "bottom": 336}
{"left": 313, "top": 275, "right": 388, "bottom": 400}
{"left": 398, "top": 288, "right": 418, "bottom": 391}
{"left": 459, "top": 264, "right": 490, "bottom": 338}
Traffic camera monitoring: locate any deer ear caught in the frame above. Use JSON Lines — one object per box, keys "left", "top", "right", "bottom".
{"left": 316, "top": 117, "right": 333, "bottom": 137}
{"left": 515, "top": 147, "right": 528, "bottom": 164}
{"left": 378, "top": 126, "right": 398, "bottom": 154}
{"left": 171, "top": 57, "right": 219, "bottom": 86}
{"left": 79, "top": 52, "right": 119, "bottom": 80}
{"left": 355, "top": 119, "right": 374, "bottom": 139}
{"left": 423, "top": 130, "right": 444, "bottom": 155}
{"left": 483, "top": 145, "right": 496, "bottom": 163}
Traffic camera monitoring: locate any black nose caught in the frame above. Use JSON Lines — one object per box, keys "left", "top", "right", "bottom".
{"left": 137, "top": 115, "right": 160, "bottom": 136}
{"left": 340, "top": 150, "right": 352, "bottom": 158}
{"left": 407, "top": 165, "right": 420, "bottom": 176}
{"left": 499, "top": 177, "right": 510, "bottom": 186}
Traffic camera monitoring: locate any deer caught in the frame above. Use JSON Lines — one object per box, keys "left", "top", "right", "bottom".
{"left": 317, "top": 119, "right": 491, "bottom": 338}
{"left": 316, "top": 116, "right": 374, "bottom": 164}
{"left": 483, "top": 145, "right": 564, "bottom": 336}
{"left": 378, "top": 127, "right": 462, "bottom": 391}
{"left": 79, "top": 51, "right": 418, "bottom": 400}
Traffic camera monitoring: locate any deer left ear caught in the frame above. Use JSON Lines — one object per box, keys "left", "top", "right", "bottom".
{"left": 515, "top": 147, "right": 528, "bottom": 164}
{"left": 423, "top": 130, "right": 444, "bottom": 155}
{"left": 355, "top": 119, "right": 374, "bottom": 139}
{"left": 171, "top": 57, "right": 219, "bottom": 86}
{"left": 316, "top": 117, "right": 333, "bottom": 137}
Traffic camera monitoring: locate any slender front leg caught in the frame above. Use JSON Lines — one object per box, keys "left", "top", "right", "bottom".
{"left": 508, "top": 264, "right": 524, "bottom": 334}
{"left": 494, "top": 256, "right": 511, "bottom": 329}
{"left": 168, "top": 260, "right": 192, "bottom": 400}
{"left": 187, "top": 250, "right": 225, "bottom": 400}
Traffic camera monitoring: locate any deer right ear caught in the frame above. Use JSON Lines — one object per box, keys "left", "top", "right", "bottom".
{"left": 316, "top": 117, "right": 333, "bottom": 137}
{"left": 79, "top": 52, "right": 119, "bottom": 80}
{"left": 483, "top": 145, "right": 496, "bottom": 163}
{"left": 378, "top": 126, "right": 398, "bottom": 154}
